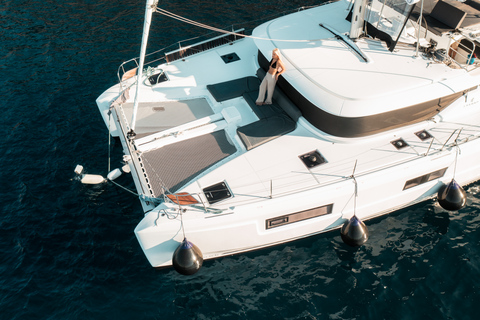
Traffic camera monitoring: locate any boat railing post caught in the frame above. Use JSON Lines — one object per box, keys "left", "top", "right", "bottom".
{"left": 161, "top": 188, "right": 167, "bottom": 203}
{"left": 441, "top": 129, "right": 458, "bottom": 151}
{"left": 270, "top": 180, "right": 273, "bottom": 199}
{"left": 424, "top": 138, "right": 434, "bottom": 156}
{"left": 197, "top": 193, "right": 209, "bottom": 213}
{"left": 454, "top": 128, "right": 463, "bottom": 144}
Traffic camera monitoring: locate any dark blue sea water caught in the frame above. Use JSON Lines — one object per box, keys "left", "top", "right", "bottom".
{"left": 2, "top": 0, "right": 480, "bottom": 319}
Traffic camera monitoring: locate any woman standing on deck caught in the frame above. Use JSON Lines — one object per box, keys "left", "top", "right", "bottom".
{"left": 256, "top": 48, "right": 286, "bottom": 105}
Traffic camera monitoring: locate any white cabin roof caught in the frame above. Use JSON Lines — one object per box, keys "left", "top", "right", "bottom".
{"left": 253, "top": 0, "right": 476, "bottom": 118}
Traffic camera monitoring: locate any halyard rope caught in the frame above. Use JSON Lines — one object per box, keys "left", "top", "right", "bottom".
{"left": 155, "top": 7, "right": 329, "bottom": 43}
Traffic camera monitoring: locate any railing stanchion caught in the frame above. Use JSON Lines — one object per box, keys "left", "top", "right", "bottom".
{"left": 424, "top": 138, "right": 434, "bottom": 156}
{"left": 441, "top": 129, "right": 458, "bottom": 151}
{"left": 270, "top": 180, "right": 273, "bottom": 199}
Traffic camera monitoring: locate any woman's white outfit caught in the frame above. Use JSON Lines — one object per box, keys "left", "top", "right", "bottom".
{"left": 256, "top": 73, "right": 276, "bottom": 104}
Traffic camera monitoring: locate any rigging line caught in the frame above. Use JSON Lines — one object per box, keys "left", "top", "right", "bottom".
{"left": 453, "top": 144, "right": 460, "bottom": 179}
{"left": 108, "top": 111, "right": 112, "bottom": 173}
{"left": 352, "top": 176, "right": 358, "bottom": 217}
{"left": 109, "top": 179, "right": 140, "bottom": 196}
{"left": 156, "top": 8, "right": 230, "bottom": 33}
{"left": 155, "top": 7, "right": 326, "bottom": 43}
{"left": 351, "top": 160, "right": 358, "bottom": 217}
{"left": 180, "top": 209, "right": 186, "bottom": 239}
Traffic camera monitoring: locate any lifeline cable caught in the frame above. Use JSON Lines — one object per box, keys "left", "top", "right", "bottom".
{"left": 155, "top": 7, "right": 330, "bottom": 43}
{"left": 109, "top": 179, "right": 139, "bottom": 196}
{"left": 453, "top": 128, "right": 463, "bottom": 179}
{"left": 108, "top": 111, "right": 112, "bottom": 173}
{"left": 453, "top": 144, "right": 461, "bottom": 179}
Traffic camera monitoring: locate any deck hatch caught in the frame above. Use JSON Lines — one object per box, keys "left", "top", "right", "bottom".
{"left": 299, "top": 150, "right": 327, "bottom": 168}
{"left": 403, "top": 167, "right": 448, "bottom": 190}
{"left": 391, "top": 138, "right": 409, "bottom": 150}
{"left": 203, "top": 181, "right": 232, "bottom": 204}
{"left": 221, "top": 53, "right": 240, "bottom": 64}
{"left": 147, "top": 71, "right": 168, "bottom": 85}
{"left": 266, "top": 204, "right": 333, "bottom": 229}
{"left": 415, "top": 130, "right": 432, "bottom": 141}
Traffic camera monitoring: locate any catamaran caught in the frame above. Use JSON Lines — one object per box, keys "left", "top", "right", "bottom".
{"left": 93, "top": 0, "right": 480, "bottom": 273}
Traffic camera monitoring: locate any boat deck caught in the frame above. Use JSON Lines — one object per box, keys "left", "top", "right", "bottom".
{"left": 110, "top": 43, "right": 480, "bottom": 209}
{"left": 99, "top": 0, "right": 480, "bottom": 211}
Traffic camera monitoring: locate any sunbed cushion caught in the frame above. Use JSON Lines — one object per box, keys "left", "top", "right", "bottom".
{"left": 207, "top": 77, "right": 260, "bottom": 102}
{"left": 237, "top": 115, "right": 296, "bottom": 150}
{"left": 207, "top": 71, "right": 301, "bottom": 150}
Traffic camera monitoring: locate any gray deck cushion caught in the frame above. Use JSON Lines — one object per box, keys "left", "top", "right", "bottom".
{"left": 430, "top": 0, "right": 467, "bottom": 29}
{"left": 243, "top": 90, "right": 284, "bottom": 119}
{"left": 466, "top": 0, "right": 480, "bottom": 11}
{"left": 207, "top": 76, "right": 260, "bottom": 102}
{"left": 207, "top": 70, "right": 301, "bottom": 150}
{"left": 238, "top": 89, "right": 296, "bottom": 150}
{"left": 412, "top": 0, "right": 480, "bottom": 28}
{"left": 237, "top": 115, "right": 296, "bottom": 150}
{"left": 269, "top": 83, "right": 302, "bottom": 121}
{"left": 453, "top": 0, "right": 480, "bottom": 27}
{"left": 256, "top": 68, "right": 302, "bottom": 121}
{"left": 411, "top": 0, "right": 478, "bottom": 34}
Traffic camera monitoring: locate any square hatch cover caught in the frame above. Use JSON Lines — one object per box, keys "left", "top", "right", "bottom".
{"left": 299, "top": 150, "right": 327, "bottom": 168}
{"left": 203, "top": 181, "right": 232, "bottom": 204}
{"left": 221, "top": 52, "right": 240, "bottom": 64}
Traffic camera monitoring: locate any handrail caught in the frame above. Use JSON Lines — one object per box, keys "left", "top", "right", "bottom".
{"left": 448, "top": 37, "right": 480, "bottom": 71}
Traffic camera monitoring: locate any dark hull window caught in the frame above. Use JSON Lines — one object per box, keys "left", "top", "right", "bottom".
{"left": 403, "top": 168, "right": 447, "bottom": 190}
{"left": 266, "top": 204, "right": 333, "bottom": 229}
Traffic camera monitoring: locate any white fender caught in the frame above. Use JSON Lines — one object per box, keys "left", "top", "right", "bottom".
{"left": 107, "top": 168, "right": 123, "bottom": 181}
{"left": 81, "top": 174, "right": 106, "bottom": 185}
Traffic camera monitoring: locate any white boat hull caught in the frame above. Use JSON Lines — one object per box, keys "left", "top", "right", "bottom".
{"left": 136, "top": 134, "right": 480, "bottom": 267}
{"left": 95, "top": 0, "right": 480, "bottom": 268}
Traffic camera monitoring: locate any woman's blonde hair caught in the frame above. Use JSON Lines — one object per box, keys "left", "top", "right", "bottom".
{"left": 272, "top": 48, "right": 284, "bottom": 72}
{"left": 272, "top": 48, "right": 281, "bottom": 59}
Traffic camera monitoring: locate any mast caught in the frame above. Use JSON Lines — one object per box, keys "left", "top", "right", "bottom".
{"left": 349, "top": 0, "right": 367, "bottom": 40}
{"left": 128, "top": 0, "right": 158, "bottom": 138}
